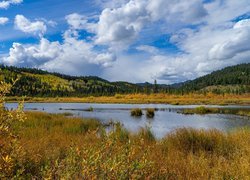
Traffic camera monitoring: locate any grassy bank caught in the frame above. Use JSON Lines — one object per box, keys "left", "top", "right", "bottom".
{"left": 1, "top": 111, "right": 250, "bottom": 179}
{"left": 182, "top": 106, "right": 250, "bottom": 117}
{"left": 6, "top": 93, "right": 250, "bottom": 105}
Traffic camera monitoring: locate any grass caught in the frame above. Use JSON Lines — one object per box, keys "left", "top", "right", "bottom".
{"left": 182, "top": 106, "right": 250, "bottom": 117}
{"left": 1, "top": 111, "right": 249, "bottom": 179}
{"left": 146, "top": 108, "right": 155, "bottom": 118}
{"left": 6, "top": 93, "right": 250, "bottom": 105}
{"left": 86, "top": 106, "right": 94, "bottom": 112}
{"left": 130, "top": 108, "right": 143, "bottom": 117}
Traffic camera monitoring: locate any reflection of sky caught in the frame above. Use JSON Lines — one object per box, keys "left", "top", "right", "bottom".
{"left": 6, "top": 103, "right": 250, "bottom": 138}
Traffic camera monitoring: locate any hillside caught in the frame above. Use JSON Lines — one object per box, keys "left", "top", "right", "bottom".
{"left": 0, "top": 65, "right": 145, "bottom": 97}
{"left": 0, "top": 63, "right": 250, "bottom": 97}
{"left": 172, "top": 63, "right": 250, "bottom": 94}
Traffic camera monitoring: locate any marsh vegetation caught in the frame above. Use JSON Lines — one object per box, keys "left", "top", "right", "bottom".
{"left": 1, "top": 82, "right": 250, "bottom": 179}
{"left": 1, "top": 111, "right": 250, "bottom": 179}
{"left": 130, "top": 108, "right": 143, "bottom": 117}
{"left": 182, "top": 106, "right": 250, "bottom": 117}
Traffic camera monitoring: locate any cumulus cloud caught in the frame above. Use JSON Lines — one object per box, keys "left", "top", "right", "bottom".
{"left": 2, "top": 0, "right": 250, "bottom": 84}
{"left": 136, "top": 45, "right": 159, "bottom": 54}
{"left": 81, "top": 0, "right": 207, "bottom": 49}
{"left": 3, "top": 30, "right": 116, "bottom": 75}
{"left": 208, "top": 26, "right": 250, "bottom": 60}
{"left": 0, "top": 0, "right": 22, "bottom": 9}
{"left": 66, "top": 13, "right": 88, "bottom": 30}
{"left": 65, "top": 13, "right": 96, "bottom": 33}
{"left": 0, "top": 17, "right": 8, "bottom": 25}
{"left": 14, "top": 15, "right": 47, "bottom": 36}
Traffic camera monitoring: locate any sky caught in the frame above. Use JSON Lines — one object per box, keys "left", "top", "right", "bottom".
{"left": 0, "top": 0, "right": 250, "bottom": 84}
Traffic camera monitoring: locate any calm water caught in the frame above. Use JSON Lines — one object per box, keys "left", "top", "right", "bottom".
{"left": 5, "top": 103, "right": 250, "bottom": 138}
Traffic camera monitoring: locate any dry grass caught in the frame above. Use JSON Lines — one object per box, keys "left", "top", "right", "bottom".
{"left": 146, "top": 108, "right": 155, "bottom": 118}
{"left": 130, "top": 108, "right": 143, "bottom": 117}
{"left": 6, "top": 93, "right": 250, "bottom": 105}
{"left": 182, "top": 106, "right": 250, "bottom": 117}
{"left": 1, "top": 111, "right": 249, "bottom": 179}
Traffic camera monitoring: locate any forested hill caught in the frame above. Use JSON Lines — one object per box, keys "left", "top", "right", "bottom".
{"left": 175, "top": 63, "right": 250, "bottom": 94}
{"left": 0, "top": 65, "right": 149, "bottom": 97}
{"left": 0, "top": 63, "right": 250, "bottom": 97}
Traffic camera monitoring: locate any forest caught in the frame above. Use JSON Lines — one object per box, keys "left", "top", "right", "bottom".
{"left": 0, "top": 63, "right": 250, "bottom": 97}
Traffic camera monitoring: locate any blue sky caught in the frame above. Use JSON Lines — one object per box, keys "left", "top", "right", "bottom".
{"left": 0, "top": 0, "right": 250, "bottom": 84}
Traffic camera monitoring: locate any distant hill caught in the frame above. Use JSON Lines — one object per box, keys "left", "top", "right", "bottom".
{"left": 172, "top": 63, "right": 250, "bottom": 94}
{"left": 0, "top": 63, "right": 249, "bottom": 97}
{"left": 0, "top": 65, "right": 145, "bottom": 97}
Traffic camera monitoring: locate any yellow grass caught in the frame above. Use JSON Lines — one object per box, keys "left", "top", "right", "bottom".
{"left": 6, "top": 93, "right": 250, "bottom": 105}
{"left": 1, "top": 111, "right": 249, "bottom": 179}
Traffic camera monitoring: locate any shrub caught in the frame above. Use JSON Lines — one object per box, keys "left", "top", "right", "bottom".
{"left": 0, "top": 82, "right": 26, "bottom": 178}
{"left": 130, "top": 108, "right": 143, "bottom": 117}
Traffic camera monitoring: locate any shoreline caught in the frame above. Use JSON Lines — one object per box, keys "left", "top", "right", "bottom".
{"left": 5, "top": 93, "right": 250, "bottom": 105}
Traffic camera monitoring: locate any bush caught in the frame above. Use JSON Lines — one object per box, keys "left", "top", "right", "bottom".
{"left": 130, "top": 108, "right": 143, "bottom": 117}
{"left": 0, "top": 82, "right": 26, "bottom": 178}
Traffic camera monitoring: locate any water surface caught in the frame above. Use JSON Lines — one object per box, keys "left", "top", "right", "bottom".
{"left": 6, "top": 103, "right": 250, "bottom": 138}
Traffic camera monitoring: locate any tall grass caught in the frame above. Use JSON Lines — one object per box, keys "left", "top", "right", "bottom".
{"left": 1, "top": 111, "right": 248, "bottom": 179}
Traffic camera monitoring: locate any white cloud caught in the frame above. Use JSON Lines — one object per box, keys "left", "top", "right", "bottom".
{"left": 65, "top": 13, "right": 96, "bottom": 32}
{"left": 3, "top": 30, "right": 116, "bottom": 75}
{"left": 208, "top": 26, "right": 250, "bottom": 60}
{"left": 2, "top": 0, "right": 250, "bottom": 84}
{"left": 0, "top": 0, "right": 22, "bottom": 9}
{"left": 136, "top": 45, "right": 159, "bottom": 54}
{"left": 234, "top": 19, "right": 250, "bottom": 29}
{"left": 0, "top": 17, "right": 8, "bottom": 25}
{"left": 66, "top": 13, "right": 88, "bottom": 30}
{"left": 80, "top": 0, "right": 207, "bottom": 50}
{"left": 14, "top": 15, "right": 47, "bottom": 36}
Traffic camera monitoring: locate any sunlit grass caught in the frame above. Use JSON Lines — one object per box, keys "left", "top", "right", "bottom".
{"left": 130, "top": 108, "right": 143, "bottom": 117}
{"left": 6, "top": 93, "right": 250, "bottom": 105}
{"left": 1, "top": 111, "right": 248, "bottom": 179}
{"left": 146, "top": 108, "right": 155, "bottom": 118}
{"left": 182, "top": 106, "right": 250, "bottom": 117}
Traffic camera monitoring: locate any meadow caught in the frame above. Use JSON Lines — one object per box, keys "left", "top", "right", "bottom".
{"left": 1, "top": 110, "right": 250, "bottom": 179}
{"left": 6, "top": 93, "right": 250, "bottom": 105}
{"left": 1, "top": 82, "right": 250, "bottom": 179}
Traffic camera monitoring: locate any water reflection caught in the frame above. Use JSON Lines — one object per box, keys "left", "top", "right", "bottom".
{"left": 5, "top": 103, "right": 250, "bottom": 138}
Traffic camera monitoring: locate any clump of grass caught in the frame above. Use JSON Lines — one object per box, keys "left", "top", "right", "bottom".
{"left": 237, "top": 110, "right": 250, "bottom": 117}
{"left": 183, "top": 106, "right": 219, "bottom": 115}
{"left": 166, "top": 128, "right": 237, "bottom": 157}
{"left": 182, "top": 106, "right": 250, "bottom": 117}
{"left": 130, "top": 108, "right": 143, "bottom": 117}
{"left": 146, "top": 108, "right": 155, "bottom": 118}
{"left": 61, "top": 112, "right": 73, "bottom": 116}
{"left": 138, "top": 126, "right": 155, "bottom": 142}
{"left": 193, "top": 106, "right": 216, "bottom": 114}
{"left": 18, "top": 112, "right": 101, "bottom": 135}
{"left": 86, "top": 106, "right": 94, "bottom": 112}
